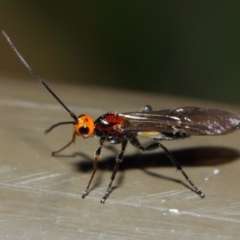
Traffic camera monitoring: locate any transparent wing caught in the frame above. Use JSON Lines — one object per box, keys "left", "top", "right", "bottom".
{"left": 120, "top": 107, "right": 240, "bottom": 136}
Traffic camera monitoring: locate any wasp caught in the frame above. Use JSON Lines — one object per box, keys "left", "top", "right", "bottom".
{"left": 3, "top": 31, "right": 240, "bottom": 203}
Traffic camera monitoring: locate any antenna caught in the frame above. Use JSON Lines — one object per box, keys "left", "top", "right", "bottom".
{"left": 2, "top": 31, "right": 78, "bottom": 121}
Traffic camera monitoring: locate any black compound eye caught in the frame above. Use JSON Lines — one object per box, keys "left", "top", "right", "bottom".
{"left": 79, "top": 126, "right": 89, "bottom": 135}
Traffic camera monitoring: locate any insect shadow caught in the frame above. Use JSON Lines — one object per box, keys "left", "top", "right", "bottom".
{"left": 54, "top": 146, "right": 239, "bottom": 196}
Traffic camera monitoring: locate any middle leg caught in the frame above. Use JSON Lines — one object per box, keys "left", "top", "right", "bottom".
{"left": 129, "top": 137, "right": 205, "bottom": 198}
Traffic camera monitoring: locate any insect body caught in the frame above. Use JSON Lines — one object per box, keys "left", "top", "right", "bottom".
{"left": 3, "top": 31, "right": 240, "bottom": 203}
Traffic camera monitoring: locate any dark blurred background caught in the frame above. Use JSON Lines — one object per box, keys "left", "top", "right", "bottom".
{"left": 1, "top": 1, "right": 240, "bottom": 105}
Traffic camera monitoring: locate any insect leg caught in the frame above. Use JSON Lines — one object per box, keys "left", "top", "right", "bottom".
{"left": 52, "top": 131, "right": 76, "bottom": 156}
{"left": 129, "top": 137, "right": 205, "bottom": 198}
{"left": 82, "top": 137, "right": 106, "bottom": 199}
{"left": 100, "top": 139, "right": 128, "bottom": 203}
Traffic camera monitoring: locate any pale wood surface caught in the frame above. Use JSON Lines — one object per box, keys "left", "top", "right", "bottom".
{"left": 0, "top": 77, "right": 240, "bottom": 240}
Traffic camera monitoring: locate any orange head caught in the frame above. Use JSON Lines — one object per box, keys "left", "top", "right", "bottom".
{"left": 74, "top": 115, "right": 95, "bottom": 138}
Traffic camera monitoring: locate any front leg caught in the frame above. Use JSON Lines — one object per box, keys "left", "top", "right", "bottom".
{"left": 128, "top": 136, "right": 205, "bottom": 198}
{"left": 51, "top": 131, "right": 76, "bottom": 156}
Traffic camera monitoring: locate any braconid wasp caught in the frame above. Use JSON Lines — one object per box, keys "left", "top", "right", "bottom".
{"left": 3, "top": 31, "right": 240, "bottom": 203}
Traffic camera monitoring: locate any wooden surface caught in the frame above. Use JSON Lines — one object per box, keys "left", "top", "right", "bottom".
{"left": 0, "top": 77, "right": 240, "bottom": 240}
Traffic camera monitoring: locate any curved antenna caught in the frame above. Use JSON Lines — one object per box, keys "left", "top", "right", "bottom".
{"left": 45, "top": 121, "right": 75, "bottom": 133}
{"left": 2, "top": 31, "right": 78, "bottom": 122}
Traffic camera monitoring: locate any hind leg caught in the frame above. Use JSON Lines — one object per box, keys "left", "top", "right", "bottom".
{"left": 128, "top": 136, "right": 205, "bottom": 198}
